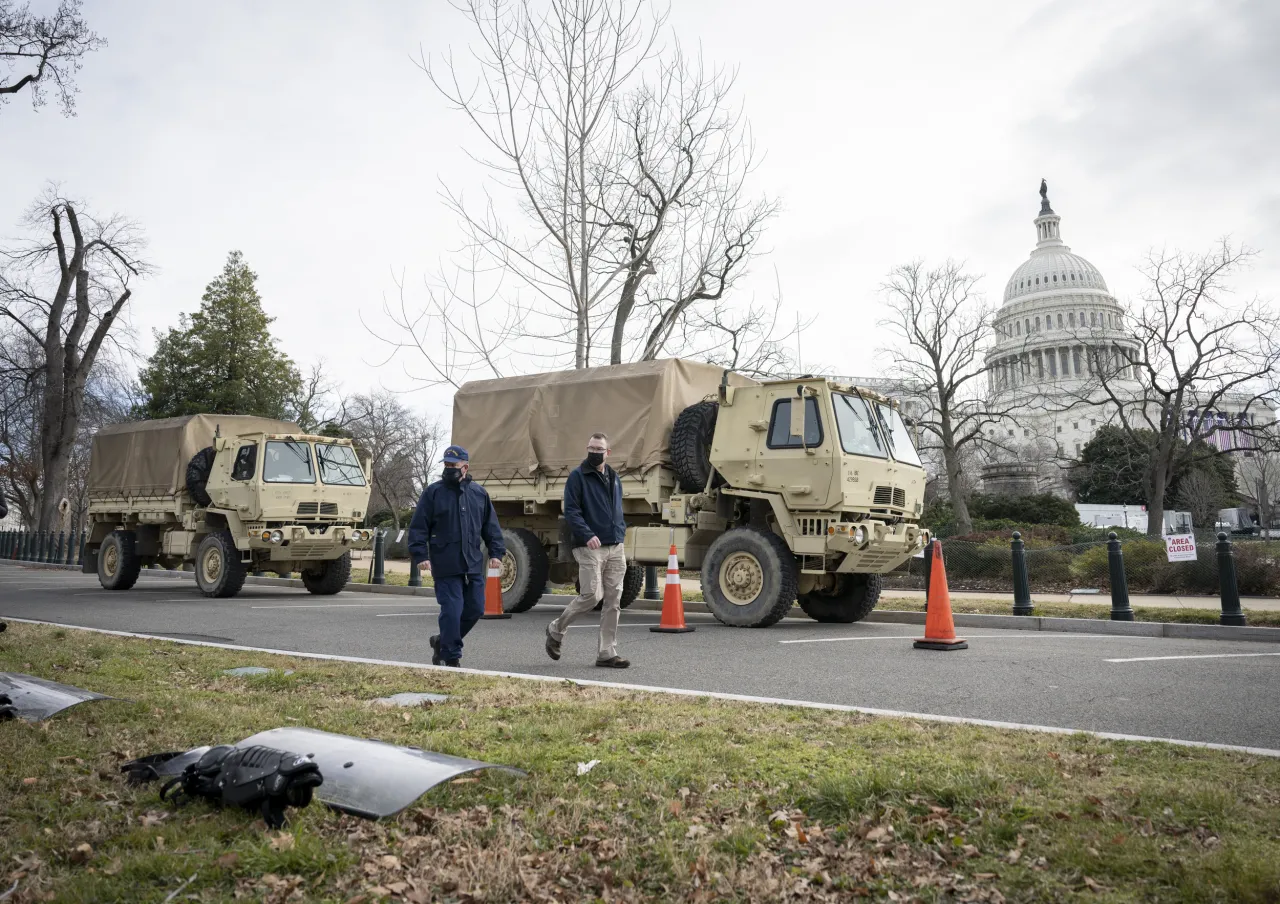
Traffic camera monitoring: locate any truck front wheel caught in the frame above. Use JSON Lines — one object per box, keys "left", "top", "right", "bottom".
{"left": 499, "top": 528, "right": 550, "bottom": 613}
{"left": 194, "top": 531, "right": 247, "bottom": 598}
{"left": 798, "top": 574, "right": 882, "bottom": 623}
{"left": 301, "top": 552, "right": 351, "bottom": 596}
{"left": 98, "top": 530, "right": 142, "bottom": 591}
{"left": 701, "top": 528, "right": 797, "bottom": 627}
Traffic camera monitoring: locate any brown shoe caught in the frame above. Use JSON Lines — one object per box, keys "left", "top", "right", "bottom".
{"left": 595, "top": 656, "right": 630, "bottom": 669}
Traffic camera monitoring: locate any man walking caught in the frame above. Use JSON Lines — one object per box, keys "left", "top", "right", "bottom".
{"left": 545, "top": 432, "right": 630, "bottom": 668}
{"left": 408, "top": 445, "right": 505, "bottom": 668}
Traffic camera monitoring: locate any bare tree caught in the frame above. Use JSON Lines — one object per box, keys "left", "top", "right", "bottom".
{"left": 1238, "top": 441, "right": 1280, "bottom": 539}
{"left": 1067, "top": 241, "right": 1280, "bottom": 535}
{"left": 877, "top": 260, "right": 1019, "bottom": 535}
{"left": 1175, "top": 470, "right": 1225, "bottom": 534}
{"left": 0, "top": 188, "right": 150, "bottom": 532}
{"left": 1, "top": 0, "right": 103, "bottom": 115}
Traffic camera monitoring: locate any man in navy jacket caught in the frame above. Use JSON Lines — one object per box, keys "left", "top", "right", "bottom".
{"left": 408, "top": 445, "right": 505, "bottom": 667}
{"left": 544, "top": 432, "right": 630, "bottom": 668}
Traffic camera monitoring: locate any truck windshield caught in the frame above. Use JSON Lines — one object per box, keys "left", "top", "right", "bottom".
{"left": 263, "top": 441, "right": 315, "bottom": 484}
{"left": 874, "top": 403, "right": 923, "bottom": 466}
{"left": 317, "top": 443, "right": 366, "bottom": 486}
{"left": 833, "top": 393, "right": 887, "bottom": 458}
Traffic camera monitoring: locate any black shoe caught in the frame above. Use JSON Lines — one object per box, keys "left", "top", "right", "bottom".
{"left": 443, "top": 660, "right": 460, "bottom": 668}
{"left": 595, "top": 656, "right": 630, "bottom": 669}
{"left": 545, "top": 625, "right": 561, "bottom": 661}
{"left": 429, "top": 634, "right": 442, "bottom": 666}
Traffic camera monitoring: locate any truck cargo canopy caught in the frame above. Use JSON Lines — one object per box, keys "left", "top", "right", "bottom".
{"left": 452, "top": 359, "right": 758, "bottom": 477}
{"left": 88, "top": 414, "right": 301, "bottom": 498}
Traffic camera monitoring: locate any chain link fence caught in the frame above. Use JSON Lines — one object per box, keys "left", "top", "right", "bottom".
{"left": 883, "top": 530, "right": 1280, "bottom": 597}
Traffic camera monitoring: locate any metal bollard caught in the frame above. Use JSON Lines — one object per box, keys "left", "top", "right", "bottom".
{"left": 38, "top": 530, "right": 48, "bottom": 563}
{"left": 1216, "top": 532, "right": 1247, "bottom": 627}
{"left": 923, "top": 539, "right": 934, "bottom": 611}
{"left": 65, "top": 528, "right": 75, "bottom": 565}
{"left": 18, "top": 531, "right": 26, "bottom": 561}
{"left": 55, "top": 531, "right": 65, "bottom": 565}
{"left": 1, "top": 531, "right": 8, "bottom": 558}
{"left": 77, "top": 530, "right": 86, "bottom": 566}
{"left": 371, "top": 529, "right": 386, "bottom": 585}
{"left": 407, "top": 557, "right": 422, "bottom": 587}
{"left": 1011, "top": 531, "right": 1034, "bottom": 615}
{"left": 644, "top": 565, "right": 660, "bottom": 600}
{"left": 1107, "top": 532, "right": 1134, "bottom": 621}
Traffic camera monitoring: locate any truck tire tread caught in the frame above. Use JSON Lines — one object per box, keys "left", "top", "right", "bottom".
{"left": 798, "top": 573, "right": 882, "bottom": 623}
{"left": 98, "top": 530, "right": 142, "bottom": 591}
{"left": 301, "top": 552, "right": 351, "bottom": 596}
{"left": 500, "top": 528, "right": 550, "bottom": 613}
{"left": 186, "top": 447, "right": 215, "bottom": 507}
{"left": 194, "top": 530, "right": 247, "bottom": 598}
{"left": 701, "top": 527, "right": 797, "bottom": 628}
{"left": 671, "top": 400, "right": 719, "bottom": 493}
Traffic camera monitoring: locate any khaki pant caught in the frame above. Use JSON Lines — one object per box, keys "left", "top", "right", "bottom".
{"left": 549, "top": 544, "right": 626, "bottom": 658}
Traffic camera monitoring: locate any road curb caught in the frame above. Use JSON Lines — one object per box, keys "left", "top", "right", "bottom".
{"left": 5, "top": 562, "right": 1276, "bottom": 642}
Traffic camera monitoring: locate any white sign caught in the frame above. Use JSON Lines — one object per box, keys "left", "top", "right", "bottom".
{"left": 1164, "top": 533, "right": 1198, "bottom": 562}
{"left": 396, "top": 530, "right": 405, "bottom": 543}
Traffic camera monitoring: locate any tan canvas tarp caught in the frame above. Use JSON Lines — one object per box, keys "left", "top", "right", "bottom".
{"left": 88, "top": 414, "right": 300, "bottom": 497}
{"left": 451, "top": 359, "right": 758, "bottom": 477}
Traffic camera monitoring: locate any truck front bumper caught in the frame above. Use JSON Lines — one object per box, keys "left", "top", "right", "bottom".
{"left": 247, "top": 525, "right": 376, "bottom": 561}
{"left": 827, "top": 520, "right": 929, "bottom": 574}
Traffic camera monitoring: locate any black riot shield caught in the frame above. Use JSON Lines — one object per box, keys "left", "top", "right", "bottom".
{"left": 235, "top": 727, "right": 524, "bottom": 819}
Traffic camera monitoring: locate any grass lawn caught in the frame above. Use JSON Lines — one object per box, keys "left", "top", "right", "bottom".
{"left": 4, "top": 624, "right": 1277, "bottom": 903}
{"left": 878, "top": 598, "right": 1280, "bottom": 628}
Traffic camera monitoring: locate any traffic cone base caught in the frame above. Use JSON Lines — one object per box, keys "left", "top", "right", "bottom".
{"left": 651, "top": 544, "right": 695, "bottom": 634}
{"left": 481, "top": 566, "right": 512, "bottom": 620}
{"left": 915, "top": 539, "right": 966, "bottom": 651}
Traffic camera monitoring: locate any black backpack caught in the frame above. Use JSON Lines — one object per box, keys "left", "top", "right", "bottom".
{"left": 157, "top": 745, "right": 323, "bottom": 828}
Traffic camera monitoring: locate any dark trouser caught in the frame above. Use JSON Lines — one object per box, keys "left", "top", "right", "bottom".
{"left": 434, "top": 573, "right": 486, "bottom": 662}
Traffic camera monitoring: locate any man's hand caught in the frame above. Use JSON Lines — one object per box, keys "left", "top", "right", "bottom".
{"left": 586, "top": 536, "right": 601, "bottom": 550}
{"left": 489, "top": 557, "right": 502, "bottom": 571}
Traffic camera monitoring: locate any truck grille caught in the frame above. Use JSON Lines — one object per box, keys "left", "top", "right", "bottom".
{"left": 296, "top": 502, "right": 340, "bottom": 517}
{"left": 872, "top": 486, "right": 907, "bottom": 510}
{"left": 797, "top": 517, "right": 830, "bottom": 537}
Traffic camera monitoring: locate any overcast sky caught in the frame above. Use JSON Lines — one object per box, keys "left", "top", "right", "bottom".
{"left": 3, "top": 0, "right": 1276, "bottom": 423}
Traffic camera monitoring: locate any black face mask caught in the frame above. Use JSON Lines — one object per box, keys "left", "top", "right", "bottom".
{"left": 586, "top": 452, "right": 605, "bottom": 469}
{"left": 442, "top": 467, "right": 462, "bottom": 486}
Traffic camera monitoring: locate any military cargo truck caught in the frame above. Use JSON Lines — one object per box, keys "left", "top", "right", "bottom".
{"left": 453, "top": 359, "right": 929, "bottom": 627}
{"left": 85, "top": 415, "right": 375, "bottom": 598}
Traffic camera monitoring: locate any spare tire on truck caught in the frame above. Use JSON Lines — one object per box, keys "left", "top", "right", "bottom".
{"left": 671, "top": 400, "right": 720, "bottom": 493}
{"left": 186, "top": 446, "right": 216, "bottom": 507}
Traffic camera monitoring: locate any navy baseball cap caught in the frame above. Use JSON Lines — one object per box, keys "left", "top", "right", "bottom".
{"left": 441, "top": 445, "right": 469, "bottom": 464}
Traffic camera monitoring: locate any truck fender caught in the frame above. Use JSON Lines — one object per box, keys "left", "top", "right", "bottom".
{"left": 717, "top": 489, "right": 797, "bottom": 539}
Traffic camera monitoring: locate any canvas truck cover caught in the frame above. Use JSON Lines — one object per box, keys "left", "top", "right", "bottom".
{"left": 451, "top": 359, "right": 758, "bottom": 478}
{"left": 87, "top": 414, "right": 300, "bottom": 498}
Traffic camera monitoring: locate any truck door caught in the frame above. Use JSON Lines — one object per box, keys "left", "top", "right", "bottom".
{"left": 753, "top": 387, "right": 834, "bottom": 511}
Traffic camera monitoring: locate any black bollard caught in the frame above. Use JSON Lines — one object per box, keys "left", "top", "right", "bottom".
{"left": 1216, "top": 532, "right": 1247, "bottom": 627}
{"left": 55, "top": 531, "right": 65, "bottom": 565}
{"left": 77, "top": 530, "right": 86, "bottom": 566}
{"left": 1107, "top": 532, "right": 1134, "bottom": 621}
{"left": 1, "top": 531, "right": 8, "bottom": 558}
{"left": 644, "top": 564, "right": 660, "bottom": 600}
{"left": 38, "top": 530, "right": 48, "bottom": 563}
{"left": 407, "top": 557, "right": 422, "bottom": 587}
{"left": 65, "top": 528, "right": 75, "bottom": 565}
{"left": 1011, "top": 531, "right": 1034, "bottom": 615}
{"left": 923, "top": 539, "right": 934, "bottom": 610}
{"left": 17, "top": 531, "right": 26, "bottom": 561}
{"left": 371, "top": 530, "right": 386, "bottom": 585}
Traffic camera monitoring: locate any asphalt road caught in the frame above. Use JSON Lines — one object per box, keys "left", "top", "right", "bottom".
{"left": 3, "top": 563, "right": 1279, "bottom": 751}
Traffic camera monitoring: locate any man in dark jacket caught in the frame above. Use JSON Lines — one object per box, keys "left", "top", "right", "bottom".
{"left": 408, "top": 445, "right": 505, "bottom": 667}
{"left": 545, "top": 432, "right": 630, "bottom": 668}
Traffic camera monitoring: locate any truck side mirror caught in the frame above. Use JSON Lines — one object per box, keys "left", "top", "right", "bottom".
{"left": 214, "top": 437, "right": 229, "bottom": 452}
{"left": 790, "top": 388, "right": 806, "bottom": 440}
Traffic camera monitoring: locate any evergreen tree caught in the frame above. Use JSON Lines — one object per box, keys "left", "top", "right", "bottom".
{"left": 138, "top": 251, "right": 301, "bottom": 420}
{"left": 1070, "top": 425, "right": 1239, "bottom": 507}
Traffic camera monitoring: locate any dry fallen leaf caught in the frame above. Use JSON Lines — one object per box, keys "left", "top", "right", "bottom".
{"left": 68, "top": 843, "right": 93, "bottom": 864}
{"left": 154, "top": 835, "right": 165, "bottom": 850}
{"left": 22, "top": 777, "right": 38, "bottom": 785}
{"left": 866, "top": 826, "right": 890, "bottom": 843}
{"left": 379, "top": 855, "right": 401, "bottom": 870}
{"left": 1084, "top": 876, "right": 1105, "bottom": 891}
{"left": 685, "top": 824, "right": 708, "bottom": 839}
{"left": 793, "top": 822, "right": 809, "bottom": 844}
{"left": 217, "top": 852, "right": 240, "bottom": 869}
{"left": 576, "top": 760, "right": 601, "bottom": 776}
{"left": 669, "top": 800, "right": 682, "bottom": 817}
{"left": 269, "top": 833, "right": 295, "bottom": 852}
{"left": 102, "top": 858, "right": 122, "bottom": 876}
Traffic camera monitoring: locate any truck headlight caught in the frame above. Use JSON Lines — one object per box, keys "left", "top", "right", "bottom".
{"left": 260, "top": 530, "right": 272, "bottom": 542}
{"left": 270, "top": 530, "right": 284, "bottom": 544}
{"left": 852, "top": 525, "right": 867, "bottom": 546}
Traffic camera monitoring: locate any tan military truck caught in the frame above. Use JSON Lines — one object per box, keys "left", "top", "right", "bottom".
{"left": 85, "top": 414, "right": 376, "bottom": 598}
{"left": 453, "top": 359, "right": 929, "bottom": 627}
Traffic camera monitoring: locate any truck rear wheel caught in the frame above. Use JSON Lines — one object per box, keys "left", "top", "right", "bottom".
{"left": 301, "top": 552, "right": 351, "bottom": 596}
{"left": 671, "top": 400, "right": 720, "bottom": 493}
{"left": 798, "top": 574, "right": 882, "bottom": 623}
{"left": 194, "top": 531, "right": 247, "bottom": 598}
{"left": 98, "top": 530, "right": 142, "bottom": 591}
{"left": 499, "top": 528, "right": 550, "bottom": 613}
{"left": 186, "top": 447, "right": 215, "bottom": 507}
{"left": 701, "top": 528, "right": 797, "bottom": 627}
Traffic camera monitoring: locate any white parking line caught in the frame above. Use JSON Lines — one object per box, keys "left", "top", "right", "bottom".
{"left": 1105, "top": 652, "right": 1280, "bottom": 664}
{"left": 251, "top": 603, "right": 436, "bottom": 609}
{"left": 779, "top": 633, "right": 1112, "bottom": 645}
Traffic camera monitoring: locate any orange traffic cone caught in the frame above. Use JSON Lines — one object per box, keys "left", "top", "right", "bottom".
{"left": 914, "top": 540, "right": 967, "bottom": 651}
{"left": 650, "top": 543, "right": 695, "bottom": 634}
{"left": 481, "top": 563, "right": 512, "bottom": 620}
